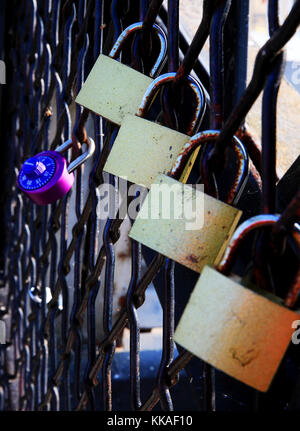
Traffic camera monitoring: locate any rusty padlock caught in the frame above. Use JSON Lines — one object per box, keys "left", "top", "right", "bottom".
{"left": 103, "top": 71, "right": 206, "bottom": 188}
{"left": 174, "top": 214, "right": 300, "bottom": 392}
{"left": 75, "top": 21, "right": 167, "bottom": 125}
{"left": 129, "top": 131, "right": 248, "bottom": 273}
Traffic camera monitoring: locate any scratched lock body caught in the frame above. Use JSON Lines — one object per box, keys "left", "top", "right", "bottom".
{"left": 75, "top": 22, "right": 167, "bottom": 125}
{"left": 129, "top": 131, "right": 247, "bottom": 273}
{"left": 103, "top": 67, "right": 206, "bottom": 188}
{"left": 17, "top": 138, "right": 95, "bottom": 205}
{"left": 104, "top": 116, "right": 196, "bottom": 189}
{"left": 174, "top": 216, "right": 300, "bottom": 392}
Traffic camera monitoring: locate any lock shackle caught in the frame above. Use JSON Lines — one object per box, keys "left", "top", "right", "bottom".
{"left": 56, "top": 137, "right": 95, "bottom": 173}
{"left": 137, "top": 72, "right": 206, "bottom": 135}
{"left": 218, "top": 214, "right": 300, "bottom": 276}
{"left": 169, "top": 130, "right": 249, "bottom": 203}
{"left": 199, "top": 133, "right": 249, "bottom": 205}
{"left": 109, "top": 22, "right": 167, "bottom": 78}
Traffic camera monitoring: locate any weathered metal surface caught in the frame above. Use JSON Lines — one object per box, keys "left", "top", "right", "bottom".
{"left": 75, "top": 55, "right": 153, "bottom": 125}
{"left": 129, "top": 174, "right": 242, "bottom": 273}
{"left": 174, "top": 265, "right": 300, "bottom": 392}
{"left": 104, "top": 115, "right": 191, "bottom": 188}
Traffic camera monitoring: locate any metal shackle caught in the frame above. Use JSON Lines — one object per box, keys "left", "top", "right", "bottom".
{"left": 17, "top": 137, "right": 95, "bottom": 205}
{"left": 109, "top": 21, "right": 167, "bottom": 78}
{"left": 55, "top": 137, "right": 95, "bottom": 173}
{"left": 169, "top": 130, "right": 249, "bottom": 201}
{"left": 218, "top": 214, "right": 300, "bottom": 275}
{"left": 137, "top": 72, "right": 206, "bottom": 135}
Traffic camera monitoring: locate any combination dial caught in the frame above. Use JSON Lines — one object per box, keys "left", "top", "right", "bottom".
{"left": 17, "top": 150, "right": 75, "bottom": 205}
{"left": 18, "top": 155, "right": 56, "bottom": 191}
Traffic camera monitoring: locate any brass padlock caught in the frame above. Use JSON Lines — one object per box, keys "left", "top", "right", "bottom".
{"left": 174, "top": 215, "right": 300, "bottom": 392}
{"left": 75, "top": 22, "right": 167, "bottom": 125}
{"left": 129, "top": 131, "right": 248, "bottom": 273}
{"left": 103, "top": 69, "right": 206, "bottom": 188}
{"left": 103, "top": 115, "right": 190, "bottom": 189}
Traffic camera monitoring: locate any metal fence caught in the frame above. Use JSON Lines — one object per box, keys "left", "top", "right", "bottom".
{"left": 0, "top": 0, "right": 300, "bottom": 411}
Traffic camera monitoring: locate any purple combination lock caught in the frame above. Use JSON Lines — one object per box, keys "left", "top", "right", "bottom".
{"left": 17, "top": 138, "right": 95, "bottom": 205}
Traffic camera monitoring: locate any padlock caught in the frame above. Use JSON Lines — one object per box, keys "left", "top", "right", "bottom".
{"left": 174, "top": 214, "right": 300, "bottom": 392}
{"left": 75, "top": 22, "right": 167, "bottom": 125}
{"left": 103, "top": 71, "right": 206, "bottom": 188}
{"left": 129, "top": 131, "right": 248, "bottom": 273}
{"left": 17, "top": 137, "right": 95, "bottom": 205}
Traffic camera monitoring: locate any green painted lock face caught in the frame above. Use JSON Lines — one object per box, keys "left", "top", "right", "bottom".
{"left": 129, "top": 174, "right": 242, "bottom": 273}
{"left": 75, "top": 55, "right": 153, "bottom": 126}
{"left": 103, "top": 116, "right": 193, "bottom": 189}
{"left": 174, "top": 265, "right": 300, "bottom": 392}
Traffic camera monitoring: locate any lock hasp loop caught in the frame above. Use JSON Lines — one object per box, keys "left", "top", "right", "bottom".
{"left": 136, "top": 72, "right": 206, "bottom": 136}
{"left": 108, "top": 22, "right": 167, "bottom": 78}
{"left": 56, "top": 137, "right": 96, "bottom": 173}
{"left": 170, "top": 130, "right": 248, "bottom": 201}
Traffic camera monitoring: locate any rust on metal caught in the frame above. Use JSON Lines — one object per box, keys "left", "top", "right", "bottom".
{"left": 169, "top": 131, "right": 218, "bottom": 180}
{"left": 285, "top": 266, "right": 300, "bottom": 308}
{"left": 236, "top": 126, "right": 263, "bottom": 177}
{"left": 218, "top": 215, "right": 280, "bottom": 275}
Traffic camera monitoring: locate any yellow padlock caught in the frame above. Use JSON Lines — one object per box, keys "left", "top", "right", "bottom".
{"left": 75, "top": 22, "right": 167, "bottom": 125}
{"left": 174, "top": 215, "right": 300, "bottom": 392}
{"left": 129, "top": 131, "right": 248, "bottom": 273}
{"left": 102, "top": 67, "right": 206, "bottom": 188}
{"left": 103, "top": 115, "right": 191, "bottom": 189}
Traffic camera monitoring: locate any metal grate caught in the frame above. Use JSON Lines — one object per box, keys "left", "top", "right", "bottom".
{"left": 0, "top": 0, "right": 300, "bottom": 412}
